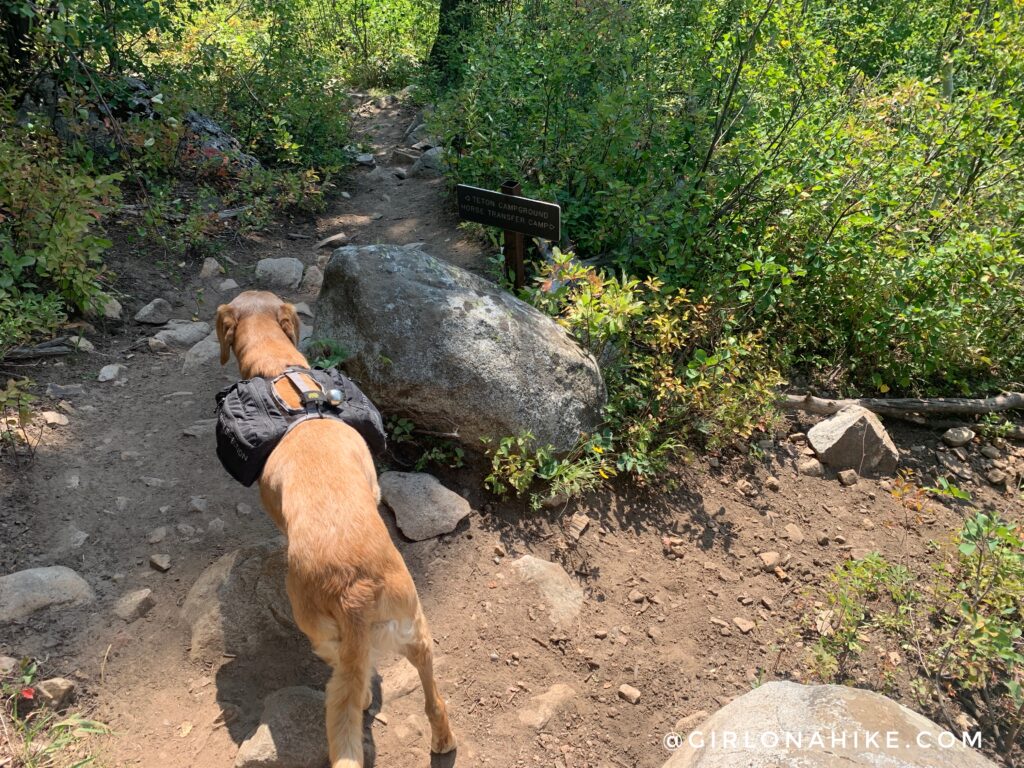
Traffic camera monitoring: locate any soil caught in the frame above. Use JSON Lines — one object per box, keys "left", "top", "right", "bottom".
{"left": 1, "top": 92, "right": 1022, "bottom": 768}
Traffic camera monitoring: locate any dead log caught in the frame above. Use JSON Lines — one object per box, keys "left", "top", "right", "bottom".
{"left": 782, "top": 392, "right": 1024, "bottom": 439}
{"left": 782, "top": 392, "right": 1024, "bottom": 417}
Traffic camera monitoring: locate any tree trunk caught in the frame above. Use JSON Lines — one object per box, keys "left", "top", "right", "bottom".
{"left": 428, "top": 0, "right": 471, "bottom": 85}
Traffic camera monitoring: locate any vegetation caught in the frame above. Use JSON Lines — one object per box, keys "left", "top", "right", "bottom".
{"left": 434, "top": 0, "right": 1024, "bottom": 397}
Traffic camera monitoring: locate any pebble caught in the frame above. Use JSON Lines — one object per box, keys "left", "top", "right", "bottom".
{"left": 798, "top": 458, "right": 824, "bottom": 477}
{"left": 765, "top": 476, "right": 780, "bottom": 491}
{"left": 147, "top": 526, "right": 167, "bottom": 544}
{"left": 733, "top": 617, "right": 755, "bottom": 634}
{"left": 236, "top": 502, "right": 253, "bottom": 516}
{"left": 98, "top": 363, "right": 127, "bottom": 382}
{"left": 134, "top": 298, "right": 173, "bottom": 325}
{"left": 980, "top": 445, "right": 1001, "bottom": 459}
{"left": 628, "top": 589, "right": 646, "bottom": 604}
{"left": 617, "top": 684, "right": 641, "bottom": 704}
{"left": 783, "top": 523, "right": 804, "bottom": 544}
{"left": 149, "top": 554, "right": 171, "bottom": 572}
{"left": 188, "top": 496, "right": 209, "bottom": 514}
{"left": 36, "top": 677, "right": 75, "bottom": 709}
{"left": 758, "top": 551, "right": 780, "bottom": 570}
{"left": 41, "top": 411, "right": 69, "bottom": 427}
{"left": 199, "top": 257, "right": 222, "bottom": 278}
{"left": 838, "top": 469, "right": 859, "bottom": 486}
{"left": 987, "top": 469, "right": 1007, "bottom": 486}
{"left": 114, "top": 588, "right": 155, "bottom": 622}
{"left": 46, "top": 383, "right": 85, "bottom": 398}
{"left": 207, "top": 517, "right": 226, "bottom": 534}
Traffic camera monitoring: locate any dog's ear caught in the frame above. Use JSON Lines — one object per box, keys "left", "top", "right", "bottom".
{"left": 277, "top": 302, "right": 300, "bottom": 346}
{"left": 216, "top": 304, "right": 238, "bottom": 365}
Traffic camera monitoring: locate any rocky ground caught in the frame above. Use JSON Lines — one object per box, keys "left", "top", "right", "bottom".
{"left": 1, "top": 93, "right": 1022, "bottom": 768}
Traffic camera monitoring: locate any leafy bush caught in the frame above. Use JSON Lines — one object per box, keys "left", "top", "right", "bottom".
{"left": 484, "top": 250, "right": 781, "bottom": 507}
{"left": 434, "top": 0, "right": 1024, "bottom": 395}
{"left": 0, "top": 111, "right": 119, "bottom": 357}
{"left": 810, "top": 511, "right": 1024, "bottom": 761}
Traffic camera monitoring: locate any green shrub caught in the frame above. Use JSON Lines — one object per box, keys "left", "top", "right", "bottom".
{"left": 435, "top": 0, "right": 1024, "bottom": 395}
{"left": 0, "top": 112, "right": 119, "bottom": 357}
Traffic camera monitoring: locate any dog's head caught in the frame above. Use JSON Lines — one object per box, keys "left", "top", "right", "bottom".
{"left": 215, "top": 291, "right": 301, "bottom": 369}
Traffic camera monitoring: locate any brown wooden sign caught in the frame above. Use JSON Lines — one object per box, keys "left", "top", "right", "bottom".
{"left": 456, "top": 183, "right": 561, "bottom": 241}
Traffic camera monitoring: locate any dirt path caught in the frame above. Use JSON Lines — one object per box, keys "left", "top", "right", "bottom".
{"left": 1, "top": 93, "right": 1021, "bottom": 768}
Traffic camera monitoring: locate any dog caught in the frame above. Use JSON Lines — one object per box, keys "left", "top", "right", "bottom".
{"left": 215, "top": 290, "right": 456, "bottom": 767}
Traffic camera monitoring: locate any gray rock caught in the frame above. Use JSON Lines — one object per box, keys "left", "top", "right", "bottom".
{"left": 199, "top": 257, "right": 222, "bottom": 278}
{"left": 188, "top": 496, "right": 209, "bottom": 514}
{"left": 101, "top": 296, "right": 122, "bottom": 320}
{"left": 180, "top": 539, "right": 296, "bottom": 663}
{"left": 255, "top": 258, "right": 305, "bottom": 290}
{"left": 518, "top": 683, "right": 578, "bottom": 730}
{"left": 409, "top": 146, "right": 444, "bottom": 177}
{"left": 68, "top": 335, "right": 94, "bottom": 352}
{"left": 97, "top": 363, "right": 127, "bottom": 382}
{"left": 147, "top": 526, "right": 168, "bottom": 544}
{"left": 183, "top": 331, "right": 221, "bottom": 373}
{"left": 391, "top": 147, "right": 420, "bottom": 166}
{"left": 838, "top": 468, "right": 859, "bottom": 486}
{"left": 234, "top": 687, "right": 327, "bottom": 768}
{"left": 36, "top": 677, "right": 76, "bottom": 709}
{"left": 218, "top": 278, "right": 240, "bottom": 292}
{"left": 807, "top": 406, "right": 898, "bottom": 476}
{"left": 313, "top": 245, "right": 605, "bottom": 452}
{"left": 942, "top": 426, "right": 975, "bottom": 448}
{"left": 299, "top": 265, "right": 323, "bottom": 295}
{"left": 379, "top": 472, "right": 471, "bottom": 540}
{"left": 46, "top": 383, "right": 85, "bottom": 398}
{"left": 661, "top": 681, "right": 997, "bottom": 768}
{"left": 314, "top": 232, "right": 348, "bottom": 250}
{"left": 114, "top": 588, "right": 155, "bottom": 622}
{"left": 179, "top": 111, "right": 259, "bottom": 173}
{"left": 150, "top": 554, "right": 171, "bottom": 572}
{"left": 355, "top": 153, "right": 376, "bottom": 167}
{"left": 183, "top": 418, "right": 217, "bottom": 437}
{"left": 511, "top": 556, "right": 583, "bottom": 629}
{"left": 0, "top": 566, "right": 95, "bottom": 621}
{"left": 798, "top": 457, "right": 824, "bottom": 477}
{"left": 134, "top": 298, "right": 173, "bottom": 325}
{"left": 153, "top": 320, "right": 212, "bottom": 350}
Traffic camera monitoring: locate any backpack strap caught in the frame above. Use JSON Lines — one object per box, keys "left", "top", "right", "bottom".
{"left": 280, "top": 367, "right": 331, "bottom": 416}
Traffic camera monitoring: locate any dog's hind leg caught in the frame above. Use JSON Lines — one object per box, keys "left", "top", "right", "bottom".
{"left": 399, "top": 603, "right": 456, "bottom": 754}
{"left": 320, "top": 624, "right": 372, "bottom": 768}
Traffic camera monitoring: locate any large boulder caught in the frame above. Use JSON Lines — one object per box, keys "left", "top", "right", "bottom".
{"left": 313, "top": 244, "right": 605, "bottom": 453}
{"left": 807, "top": 406, "right": 899, "bottom": 476}
{"left": 180, "top": 539, "right": 297, "bottom": 663}
{"left": 662, "top": 681, "right": 995, "bottom": 768}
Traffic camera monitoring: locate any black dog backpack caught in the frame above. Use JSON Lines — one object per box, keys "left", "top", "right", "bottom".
{"left": 215, "top": 366, "right": 386, "bottom": 487}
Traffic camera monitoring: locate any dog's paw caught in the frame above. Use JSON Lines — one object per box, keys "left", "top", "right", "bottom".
{"left": 431, "top": 728, "right": 457, "bottom": 754}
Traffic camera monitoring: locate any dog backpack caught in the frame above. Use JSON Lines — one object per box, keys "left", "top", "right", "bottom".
{"left": 215, "top": 366, "right": 386, "bottom": 487}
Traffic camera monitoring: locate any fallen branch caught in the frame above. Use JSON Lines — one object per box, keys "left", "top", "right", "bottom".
{"left": 782, "top": 392, "right": 1024, "bottom": 439}
{"left": 782, "top": 392, "right": 1024, "bottom": 417}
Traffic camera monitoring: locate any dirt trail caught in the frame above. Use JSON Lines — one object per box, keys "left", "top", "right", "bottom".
{"left": 1, "top": 93, "right": 1021, "bottom": 768}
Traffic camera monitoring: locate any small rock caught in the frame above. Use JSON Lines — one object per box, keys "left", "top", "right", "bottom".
{"left": 101, "top": 297, "right": 123, "bottom": 320}
{"left": 0, "top": 656, "right": 19, "bottom": 676}
{"left": 355, "top": 153, "right": 375, "bottom": 166}
{"left": 46, "top": 383, "right": 85, "bottom": 398}
{"left": 379, "top": 472, "right": 470, "bottom": 540}
{"left": 182, "top": 418, "right": 217, "bottom": 437}
{"left": 628, "top": 589, "right": 646, "bottom": 604}
{"left": 980, "top": 445, "right": 1001, "bottom": 459}
{"left": 218, "top": 278, "right": 239, "bottom": 292}
{"left": 733, "top": 617, "right": 755, "bottom": 634}
{"left": 207, "top": 517, "right": 226, "bottom": 535}
{"left": 766, "top": 476, "right": 781, "bottom": 491}
{"left": 114, "top": 588, "right": 155, "bottom": 622}
{"left": 299, "top": 265, "right": 323, "bottom": 294}
{"left": 236, "top": 502, "right": 253, "bottom": 516}
{"left": 176, "top": 523, "right": 197, "bottom": 537}
{"left": 182, "top": 331, "right": 221, "bottom": 373}
{"left": 409, "top": 146, "right": 444, "bottom": 177}
{"left": 97, "top": 363, "right": 127, "bottom": 382}
{"left": 188, "top": 496, "right": 209, "bottom": 514}
{"left": 647, "top": 626, "right": 662, "bottom": 642}
{"left": 391, "top": 147, "right": 420, "bottom": 165}
{"left": 68, "top": 335, "right": 95, "bottom": 352}
{"left": 674, "top": 711, "right": 710, "bottom": 732}
{"left": 758, "top": 551, "right": 780, "bottom": 570}
{"left": 942, "top": 427, "right": 975, "bottom": 448}
{"left": 41, "top": 411, "right": 69, "bottom": 427}
{"left": 153, "top": 320, "right": 212, "bottom": 350}
{"left": 838, "top": 469, "right": 859, "bottom": 486}
{"left": 567, "top": 512, "right": 590, "bottom": 540}
{"left": 235, "top": 687, "right": 328, "bottom": 768}
{"left": 987, "top": 469, "right": 1007, "bottom": 486}
{"left": 783, "top": 523, "right": 805, "bottom": 545}
{"left": 512, "top": 556, "right": 584, "bottom": 629}
{"left": 518, "top": 683, "right": 578, "bottom": 730}
{"left": 199, "top": 257, "right": 222, "bottom": 278}
{"left": 134, "top": 298, "right": 173, "bottom": 325}
{"left": 617, "top": 684, "right": 641, "bottom": 704}
{"left": 147, "top": 526, "right": 167, "bottom": 544}
{"left": 798, "top": 458, "right": 824, "bottom": 477}
{"left": 149, "top": 554, "right": 171, "bottom": 572}
{"left": 36, "top": 678, "right": 75, "bottom": 709}
{"left": 255, "top": 257, "right": 305, "bottom": 290}
{"left": 807, "top": 406, "right": 899, "bottom": 475}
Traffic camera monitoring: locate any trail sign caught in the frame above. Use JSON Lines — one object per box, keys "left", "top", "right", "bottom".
{"left": 456, "top": 181, "right": 561, "bottom": 288}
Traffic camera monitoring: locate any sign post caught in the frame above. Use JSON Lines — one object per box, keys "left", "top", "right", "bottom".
{"left": 456, "top": 181, "right": 561, "bottom": 290}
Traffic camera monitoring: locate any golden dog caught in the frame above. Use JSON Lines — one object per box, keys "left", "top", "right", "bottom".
{"left": 216, "top": 290, "right": 456, "bottom": 767}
